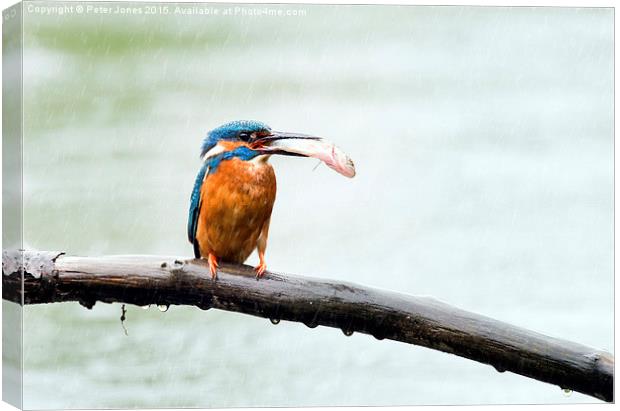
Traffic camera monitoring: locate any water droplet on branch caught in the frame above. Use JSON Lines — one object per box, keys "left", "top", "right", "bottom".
{"left": 119, "top": 304, "right": 128, "bottom": 336}
{"left": 373, "top": 334, "right": 385, "bottom": 341}
{"left": 157, "top": 304, "right": 169, "bottom": 312}
{"left": 269, "top": 318, "right": 280, "bottom": 325}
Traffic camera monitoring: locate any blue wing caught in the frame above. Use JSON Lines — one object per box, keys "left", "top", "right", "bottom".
{"left": 187, "top": 162, "right": 210, "bottom": 258}
{"left": 187, "top": 147, "right": 258, "bottom": 258}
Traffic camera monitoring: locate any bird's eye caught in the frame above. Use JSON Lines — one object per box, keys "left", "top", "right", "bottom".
{"left": 239, "top": 132, "right": 251, "bottom": 142}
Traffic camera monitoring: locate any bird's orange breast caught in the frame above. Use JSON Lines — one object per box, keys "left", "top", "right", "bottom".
{"left": 196, "top": 157, "right": 277, "bottom": 263}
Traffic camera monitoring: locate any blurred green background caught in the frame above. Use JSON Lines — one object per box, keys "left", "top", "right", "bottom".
{"left": 18, "top": 2, "right": 613, "bottom": 408}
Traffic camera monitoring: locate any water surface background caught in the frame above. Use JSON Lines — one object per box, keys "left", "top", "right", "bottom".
{"left": 19, "top": 3, "right": 613, "bottom": 408}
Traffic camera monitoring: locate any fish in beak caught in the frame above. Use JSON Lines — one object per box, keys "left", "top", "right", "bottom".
{"left": 252, "top": 131, "right": 356, "bottom": 178}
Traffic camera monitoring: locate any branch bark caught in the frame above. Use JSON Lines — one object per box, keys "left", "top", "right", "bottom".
{"left": 2, "top": 250, "right": 613, "bottom": 402}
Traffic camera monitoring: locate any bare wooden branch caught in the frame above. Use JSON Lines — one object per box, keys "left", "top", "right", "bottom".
{"left": 2, "top": 250, "right": 613, "bottom": 402}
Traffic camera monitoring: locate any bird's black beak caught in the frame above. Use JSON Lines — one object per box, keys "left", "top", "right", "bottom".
{"left": 252, "top": 131, "right": 356, "bottom": 178}
{"left": 253, "top": 132, "right": 321, "bottom": 157}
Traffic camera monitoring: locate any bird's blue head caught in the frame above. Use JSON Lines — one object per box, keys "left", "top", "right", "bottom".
{"left": 200, "top": 120, "right": 271, "bottom": 158}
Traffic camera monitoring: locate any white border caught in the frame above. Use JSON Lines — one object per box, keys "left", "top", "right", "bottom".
{"left": 0, "top": 1, "right": 615, "bottom": 411}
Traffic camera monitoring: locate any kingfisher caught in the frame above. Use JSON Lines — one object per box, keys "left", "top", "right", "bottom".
{"left": 188, "top": 120, "right": 355, "bottom": 280}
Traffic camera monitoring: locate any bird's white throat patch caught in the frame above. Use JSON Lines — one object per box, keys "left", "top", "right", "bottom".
{"left": 250, "top": 155, "right": 271, "bottom": 165}
{"left": 201, "top": 144, "right": 226, "bottom": 162}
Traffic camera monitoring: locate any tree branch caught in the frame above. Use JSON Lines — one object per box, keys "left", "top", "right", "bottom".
{"left": 2, "top": 250, "right": 613, "bottom": 402}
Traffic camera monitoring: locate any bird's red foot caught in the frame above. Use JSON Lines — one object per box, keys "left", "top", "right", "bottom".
{"left": 207, "top": 253, "right": 219, "bottom": 280}
{"left": 254, "top": 262, "right": 267, "bottom": 279}
{"left": 255, "top": 251, "right": 267, "bottom": 279}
